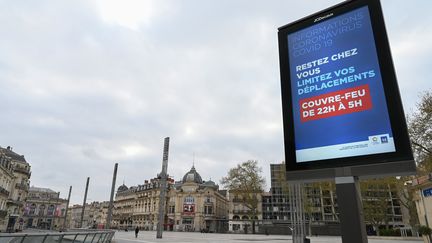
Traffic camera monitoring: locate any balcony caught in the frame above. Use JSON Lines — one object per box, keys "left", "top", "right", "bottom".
{"left": 232, "top": 210, "right": 251, "bottom": 214}
{"left": 15, "top": 183, "right": 29, "bottom": 191}
{"left": 7, "top": 199, "right": 23, "bottom": 206}
{"left": 0, "top": 186, "right": 10, "bottom": 197}
{"left": 14, "top": 167, "right": 31, "bottom": 176}
{"left": 232, "top": 198, "right": 245, "bottom": 203}
{"left": 204, "top": 213, "right": 215, "bottom": 218}
{"left": 0, "top": 210, "right": 7, "bottom": 218}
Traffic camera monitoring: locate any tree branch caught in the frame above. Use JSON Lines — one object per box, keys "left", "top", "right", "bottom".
{"left": 412, "top": 141, "right": 432, "bottom": 155}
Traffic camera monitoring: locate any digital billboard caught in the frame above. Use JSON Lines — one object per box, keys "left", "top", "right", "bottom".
{"left": 290, "top": 6, "right": 395, "bottom": 162}
{"left": 278, "top": 0, "right": 414, "bottom": 176}
{"left": 183, "top": 204, "right": 195, "bottom": 214}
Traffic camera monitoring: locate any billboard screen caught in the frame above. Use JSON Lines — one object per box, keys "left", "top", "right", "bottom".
{"left": 290, "top": 6, "right": 395, "bottom": 162}
{"left": 183, "top": 204, "right": 195, "bottom": 214}
{"left": 278, "top": 0, "right": 414, "bottom": 174}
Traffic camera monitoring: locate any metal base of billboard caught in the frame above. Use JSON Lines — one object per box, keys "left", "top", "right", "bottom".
{"left": 335, "top": 176, "right": 367, "bottom": 243}
{"left": 284, "top": 160, "right": 415, "bottom": 183}
{"left": 288, "top": 183, "right": 306, "bottom": 243}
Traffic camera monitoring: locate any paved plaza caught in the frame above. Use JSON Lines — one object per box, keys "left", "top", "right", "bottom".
{"left": 111, "top": 231, "right": 423, "bottom": 243}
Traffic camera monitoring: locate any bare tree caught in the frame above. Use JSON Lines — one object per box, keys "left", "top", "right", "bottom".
{"left": 408, "top": 90, "right": 432, "bottom": 174}
{"left": 393, "top": 176, "right": 419, "bottom": 230}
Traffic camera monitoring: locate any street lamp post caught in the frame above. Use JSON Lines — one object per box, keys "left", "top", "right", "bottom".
{"left": 80, "top": 177, "right": 90, "bottom": 228}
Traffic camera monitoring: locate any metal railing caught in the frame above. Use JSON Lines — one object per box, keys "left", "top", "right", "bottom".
{"left": 0, "top": 230, "right": 115, "bottom": 243}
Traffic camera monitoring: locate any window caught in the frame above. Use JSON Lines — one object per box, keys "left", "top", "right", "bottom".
{"left": 182, "top": 218, "right": 193, "bottom": 224}
{"left": 184, "top": 196, "right": 194, "bottom": 204}
{"left": 168, "top": 205, "right": 175, "bottom": 214}
{"left": 233, "top": 224, "right": 240, "bottom": 230}
{"left": 39, "top": 205, "right": 46, "bottom": 216}
{"left": 29, "top": 204, "right": 36, "bottom": 215}
{"left": 47, "top": 205, "right": 55, "bottom": 216}
{"left": 204, "top": 205, "right": 213, "bottom": 215}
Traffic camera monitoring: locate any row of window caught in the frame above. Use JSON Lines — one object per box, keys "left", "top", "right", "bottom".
{"left": 132, "top": 196, "right": 212, "bottom": 207}
{"left": 232, "top": 215, "right": 258, "bottom": 220}
{"left": 167, "top": 205, "right": 214, "bottom": 214}
{"left": 26, "top": 204, "right": 57, "bottom": 216}
{"left": 179, "top": 196, "right": 212, "bottom": 204}
{"left": 0, "top": 155, "right": 13, "bottom": 171}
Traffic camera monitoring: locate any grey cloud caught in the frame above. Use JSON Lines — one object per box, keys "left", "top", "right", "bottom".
{"left": 0, "top": 0, "right": 430, "bottom": 204}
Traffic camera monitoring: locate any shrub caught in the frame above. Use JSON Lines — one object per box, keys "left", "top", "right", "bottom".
{"left": 378, "top": 228, "right": 400, "bottom": 236}
{"left": 418, "top": 225, "right": 432, "bottom": 236}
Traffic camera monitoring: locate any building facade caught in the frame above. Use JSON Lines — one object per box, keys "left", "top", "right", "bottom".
{"left": 112, "top": 166, "right": 229, "bottom": 232}
{"left": 168, "top": 166, "right": 228, "bottom": 232}
{"left": 0, "top": 151, "right": 15, "bottom": 232}
{"left": 411, "top": 173, "right": 432, "bottom": 239}
{"left": 69, "top": 204, "right": 85, "bottom": 229}
{"left": 112, "top": 177, "right": 174, "bottom": 230}
{"left": 228, "top": 190, "right": 263, "bottom": 233}
{"left": 263, "top": 164, "right": 291, "bottom": 223}
{"left": 90, "top": 201, "right": 110, "bottom": 229}
{"left": 0, "top": 146, "right": 31, "bottom": 232}
{"left": 23, "top": 186, "right": 67, "bottom": 230}
{"left": 67, "top": 201, "right": 109, "bottom": 229}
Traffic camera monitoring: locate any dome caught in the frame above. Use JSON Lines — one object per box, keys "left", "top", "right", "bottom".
{"left": 182, "top": 166, "right": 203, "bottom": 184}
{"left": 117, "top": 184, "right": 128, "bottom": 192}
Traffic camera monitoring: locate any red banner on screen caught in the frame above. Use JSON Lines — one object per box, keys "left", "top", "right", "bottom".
{"left": 183, "top": 204, "right": 195, "bottom": 214}
{"left": 300, "top": 84, "right": 372, "bottom": 122}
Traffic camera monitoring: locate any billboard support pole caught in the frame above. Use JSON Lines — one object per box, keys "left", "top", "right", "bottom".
{"left": 335, "top": 176, "right": 367, "bottom": 243}
{"left": 289, "top": 183, "right": 306, "bottom": 243}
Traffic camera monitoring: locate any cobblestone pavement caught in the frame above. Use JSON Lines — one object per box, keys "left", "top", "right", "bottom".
{"left": 111, "top": 231, "right": 423, "bottom": 243}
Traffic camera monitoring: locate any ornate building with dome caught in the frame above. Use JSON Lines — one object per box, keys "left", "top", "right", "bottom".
{"left": 112, "top": 165, "right": 229, "bottom": 232}
{"left": 167, "top": 166, "right": 228, "bottom": 232}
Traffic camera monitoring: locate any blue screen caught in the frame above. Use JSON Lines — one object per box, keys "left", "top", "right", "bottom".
{"left": 287, "top": 6, "right": 396, "bottom": 163}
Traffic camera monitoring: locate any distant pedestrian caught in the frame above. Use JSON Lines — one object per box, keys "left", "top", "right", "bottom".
{"left": 135, "top": 226, "right": 139, "bottom": 238}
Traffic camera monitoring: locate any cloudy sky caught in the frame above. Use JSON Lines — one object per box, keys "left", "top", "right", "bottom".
{"left": 0, "top": 0, "right": 431, "bottom": 204}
